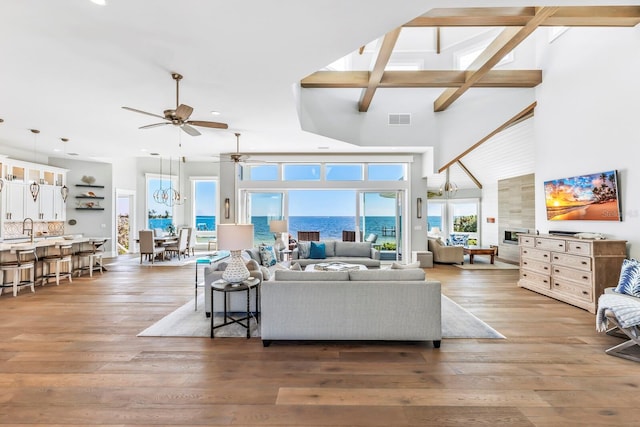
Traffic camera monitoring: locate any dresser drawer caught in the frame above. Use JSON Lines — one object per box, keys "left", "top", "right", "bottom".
{"left": 552, "top": 265, "right": 592, "bottom": 285}
{"left": 519, "top": 270, "right": 551, "bottom": 291}
{"left": 535, "top": 238, "right": 566, "bottom": 252}
{"left": 519, "top": 235, "right": 535, "bottom": 247}
{"left": 521, "top": 247, "right": 551, "bottom": 262}
{"left": 551, "top": 278, "right": 593, "bottom": 302}
{"left": 566, "top": 240, "right": 591, "bottom": 256}
{"left": 521, "top": 258, "right": 551, "bottom": 275}
{"left": 551, "top": 252, "right": 591, "bottom": 271}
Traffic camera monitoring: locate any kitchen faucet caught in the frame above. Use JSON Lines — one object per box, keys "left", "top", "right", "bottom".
{"left": 22, "top": 217, "right": 34, "bottom": 243}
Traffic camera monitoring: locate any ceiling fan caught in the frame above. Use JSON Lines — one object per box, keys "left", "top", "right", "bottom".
{"left": 122, "top": 72, "right": 228, "bottom": 136}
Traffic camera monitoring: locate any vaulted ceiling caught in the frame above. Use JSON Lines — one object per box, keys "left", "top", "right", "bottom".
{"left": 1, "top": 2, "right": 638, "bottom": 195}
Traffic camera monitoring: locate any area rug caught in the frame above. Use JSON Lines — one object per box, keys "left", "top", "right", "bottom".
{"left": 455, "top": 259, "right": 519, "bottom": 270}
{"left": 138, "top": 294, "right": 504, "bottom": 339}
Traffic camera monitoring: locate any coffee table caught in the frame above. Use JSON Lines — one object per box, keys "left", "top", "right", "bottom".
{"left": 305, "top": 262, "right": 367, "bottom": 272}
{"left": 463, "top": 246, "right": 497, "bottom": 264}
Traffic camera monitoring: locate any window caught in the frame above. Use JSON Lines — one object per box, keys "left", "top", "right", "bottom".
{"left": 427, "top": 201, "right": 444, "bottom": 234}
{"left": 450, "top": 200, "right": 479, "bottom": 245}
{"left": 244, "top": 164, "right": 278, "bottom": 181}
{"left": 367, "top": 164, "right": 406, "bottom": 181}
{"left": 193, "top": 180, "right": 217, "bottom": 231}
{"left": 146, "top": 175, "right": 175, "bottom": 231}
{"left": 283, "top": 164, "right": 321, "bottom": 181}
{"left": 326, "top": 164, "right": 363, "bottom": 181}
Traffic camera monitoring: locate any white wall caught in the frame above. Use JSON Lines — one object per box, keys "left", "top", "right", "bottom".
{"left": 48, "top": 157, "right": 114, "bottom": 254}
{"left": 535, "top": 26, "right": 640, "bottom": 258}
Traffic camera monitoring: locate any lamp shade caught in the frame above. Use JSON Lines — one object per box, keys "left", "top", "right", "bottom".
{"left": 217, "top": 224, "right": 254, "bottom": 251}
{"left": 269, "top": 219, "right": 288, "bottom": 233}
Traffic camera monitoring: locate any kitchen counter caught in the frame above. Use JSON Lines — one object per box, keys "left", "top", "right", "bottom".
{"left": 0, "top": 236, "right": 109, "bottom": 255}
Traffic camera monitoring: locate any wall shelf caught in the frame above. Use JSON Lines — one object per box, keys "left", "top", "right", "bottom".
{"left": 75, "top": 208, "right": 105, "bottom": 211}
{"left": 75, "top": 184, "right": 105, "bottom": 188}
{"left": 75, "top": 196, "right": 105, "bottom": 199}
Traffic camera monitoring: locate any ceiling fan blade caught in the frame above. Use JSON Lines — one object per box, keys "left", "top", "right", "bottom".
{"left": 181, "top": 124, "right": 201, "bottom": 136}
{"left": 122, "top": 106, "right": 166, "bottom": 120}
{"left": 139, "top": 122, "right": 170, "bottom": 130}
{"left": 175, "top": 104, "right": 193, "bottom": 121}
{"left": 187, "top": 120, "right": 229, "bottom": 129}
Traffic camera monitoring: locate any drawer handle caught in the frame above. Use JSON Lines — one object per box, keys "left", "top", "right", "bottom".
{"left": 582, "top": 276, "right": 589, "bottom": 280}
{"left": 543, "top": 254, "right": 549, "bottom": 258}
{"left": 582, "top": 261, "right": 588, "bottom": 265}
{"left": 544, "top": 266, "right": 549, "bottom": 270}
{"left": 575, "top": 246, "right": 582, "bottom": 250}
{"left": 543, "top": 280, "right": 549, "bottom": 283}
{"left": 554, "top": 269, "right": 560, "bottom": 273}
{"left": 553, "top": 282, "right": 558, "bottom": 286}
{"left": 558, "top": 244, "right": 563, "bottom": 247}
{"left": 553, "top": 256, "right": 559, "bottom": 260}
{"left": 582, "top": 291, "right": 588, "bottom": 295}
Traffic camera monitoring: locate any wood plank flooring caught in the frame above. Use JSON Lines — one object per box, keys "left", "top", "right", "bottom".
{"left": 0, "top": 255, "right": 638, "bottom": 426}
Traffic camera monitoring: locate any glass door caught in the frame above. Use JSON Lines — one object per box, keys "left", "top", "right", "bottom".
{"left": 357, "top": 191, "right": 403, "bottom": 261}
{"left": 242, "top": 191, "right": 285, "bottom": 246}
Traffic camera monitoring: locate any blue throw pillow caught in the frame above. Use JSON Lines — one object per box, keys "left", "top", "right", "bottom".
{"left": 309, "top": 241, "right": 326, "bottom": 259}
{"left": 614, "top": 259, "right": 640, "bottom": 297}
{"left": 258, "top": 245, "right": 277, "bottom": 267}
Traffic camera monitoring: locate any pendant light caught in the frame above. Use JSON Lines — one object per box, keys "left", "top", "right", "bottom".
{"left": 60, "top": 138, "right": 69, "bottom": 202}
{"left": 439, "top": 167, "right": 458, "bottom": 198}
{"left": 29, "top": 129, "right": 40, "bottom": 202}
{"left": 153, "top": 155, "right": 165, "bottom": 203}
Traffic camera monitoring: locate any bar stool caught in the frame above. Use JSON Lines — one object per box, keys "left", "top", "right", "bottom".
{"left": 42, "top": 243, "right": 74, "bottom": 286}
{"left": 76, "top": 239, "right": 107, "bottom": 277}
{"left": 0, "top": 248, "right": 38, "bottom": 297}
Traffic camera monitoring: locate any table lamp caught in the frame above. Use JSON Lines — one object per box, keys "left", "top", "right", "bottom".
{"left": 430, "top": 227, "right": 441, "bottom": 238}
{"left": 269, "top": 219, "right": 288, "bottom": 252}
{"left": 216, "top": 224, "right": 254, "bottom": 283}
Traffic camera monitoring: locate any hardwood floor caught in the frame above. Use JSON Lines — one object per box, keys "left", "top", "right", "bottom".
{"left": 0, "top": 255, "right": 638, "bottom": 426}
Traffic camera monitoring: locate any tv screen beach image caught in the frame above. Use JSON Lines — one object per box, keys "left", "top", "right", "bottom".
{"left": 544, "top": 170, "right": 621, "bottom": 221}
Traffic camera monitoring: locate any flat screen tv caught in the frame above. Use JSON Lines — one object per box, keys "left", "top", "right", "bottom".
{"left": 544, "top": 170, "right": 621, "bottom": 221}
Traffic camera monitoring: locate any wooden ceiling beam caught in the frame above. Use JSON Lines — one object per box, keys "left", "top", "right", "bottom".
{"left": 438, "top": 102, "right": 536, "bottom": 174}
{"left": 301, "top": 70, "right": 542, "bottom": 88}
{"left": 405, "top": 6, "right": 640, "bottom": 27}
{"left": 434, "top": 7, "right": 557, "bottom": 112}
{"left": 358, "top": 27, "right": 401, "bottom": 113}
{"left": 457, "top": 160, "right": 482, "bottom": 190}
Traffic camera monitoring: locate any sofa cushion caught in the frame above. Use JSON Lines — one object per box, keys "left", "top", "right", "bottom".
{"left": 349, "top": 269, "right": 425, "bottom": 281}
{"left": 335, "top": 241, "right": 372, "bottom": 257}
{"left": 274, "top": 270, "right": 350, "bottom": 281}
{"left": 298, "top": 241, "right": 311, "bottom": 259}
{"left": 244, "top": 247, "right": 261, "bottom": 263}
{"left": 614, "top": 259, "right": 640, "bottom": 297}
{"left": 323, "top": 240, "right": 337, "bottom": 257}
{"left": 290, "top": 262, "right": 302, "bottom": 271}
{"left": 310, "top": 241, "right": 326, "bottom": 259}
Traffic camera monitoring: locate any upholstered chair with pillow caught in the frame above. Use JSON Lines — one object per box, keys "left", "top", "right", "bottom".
{"left": 428, "top": 237, "right": 464, "bottom": 264}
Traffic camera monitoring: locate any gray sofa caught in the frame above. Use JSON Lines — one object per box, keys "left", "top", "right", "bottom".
{"left": 291, "top": 240, "right": 381, "bottom": 268}
{"left": 260, "top": 268, "right": 441, "bottom": 347}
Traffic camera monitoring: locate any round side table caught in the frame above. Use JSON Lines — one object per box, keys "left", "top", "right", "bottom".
{"left": 210, "top": 277, "right": 260, "bottom": 338}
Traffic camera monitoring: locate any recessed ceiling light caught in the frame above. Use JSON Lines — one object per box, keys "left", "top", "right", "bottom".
{"left": 210, "top": 111, "right": 221, "bottom": 116}
{"left": 68, "top": 153, "right": 79, "bottom": 156}
{"left": 90, "top": 0, "right": 107, "bottom": 5}
{"left": 318, "top": 146, "right": 329, "bottom": 150}
{"left": 53, "top": 148, "right": 62, "bottom": 152}
{"left": 150, "top": 152, "right": 160, "bottom": 156}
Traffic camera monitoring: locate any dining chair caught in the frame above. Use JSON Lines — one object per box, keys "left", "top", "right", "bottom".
{"left": 139, "top": 230, "right": 166, "bottom": 264}
{"left": 165, "top": 228, "right": 189, "bottom": 260}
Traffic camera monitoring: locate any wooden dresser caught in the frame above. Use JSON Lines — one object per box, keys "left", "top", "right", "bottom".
{"left": 518, "top": 234, "right": 627, "bottom": 313}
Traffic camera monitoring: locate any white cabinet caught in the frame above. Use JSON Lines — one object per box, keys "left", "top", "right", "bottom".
{"left": 4, "top": 181, "right": 25, "bottom": 220}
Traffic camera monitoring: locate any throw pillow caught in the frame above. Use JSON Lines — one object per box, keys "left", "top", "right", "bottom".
{"left": 216, "top": 261, "right": 228, "bottom": 271}
{"left": 614, "top": 259, "right": 640, "bottom": 296}
{"left": 290, "top": 262, "right": 302, "bottom": 271}
{"left": 259, "top": 266, "right": 271, "bottom": 280}
{"left": 297, "top": 241, "right": 311, "bottom": 259}
{"left": 258, "top": 245, "right": 277, "bottom": 267}
{"left": 309, "top": 241, "right": 326, "bottom": 259}
{"left": 391, "top": 261, "right": 421, "bottom": 269}
{"left": 245, "top": 259, "right": 260, "bottom": 271}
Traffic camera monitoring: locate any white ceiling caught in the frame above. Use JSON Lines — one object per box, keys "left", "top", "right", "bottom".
{"left": 0, "top": 0, "right": 444, "bottom": 162}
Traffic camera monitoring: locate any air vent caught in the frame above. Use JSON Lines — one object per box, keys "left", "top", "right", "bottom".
{"left": 388, "top": 113, "right": 411, "bottom": 125}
